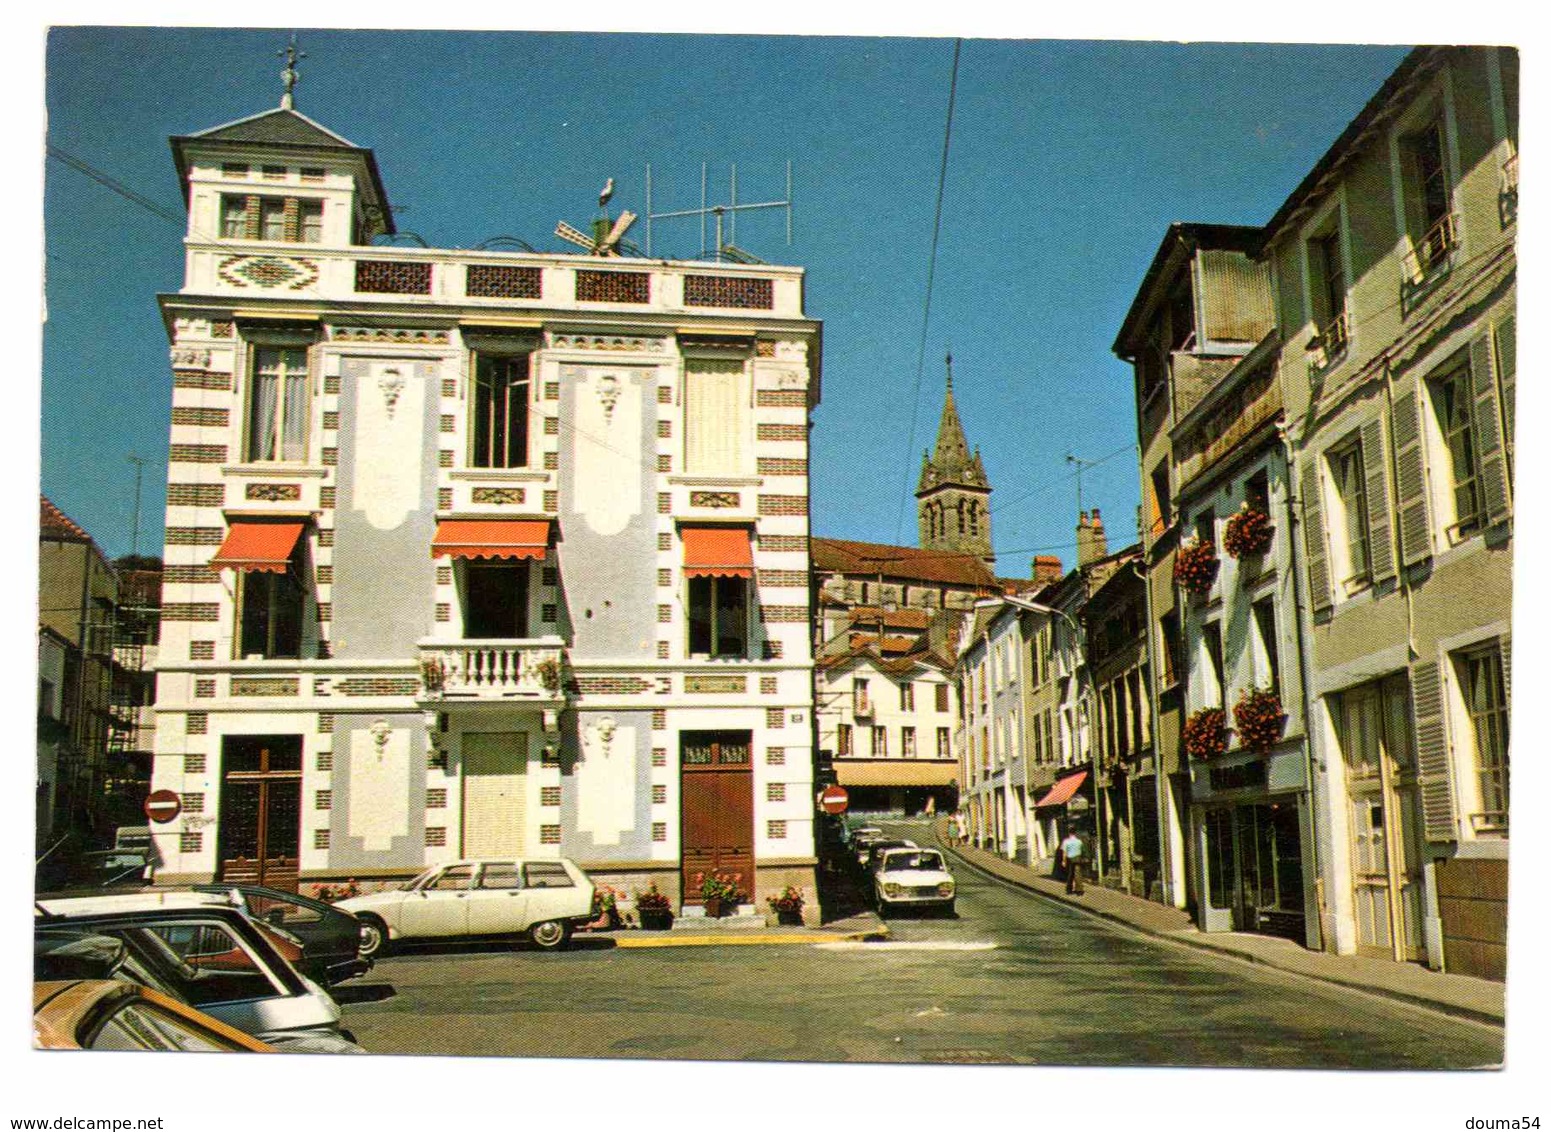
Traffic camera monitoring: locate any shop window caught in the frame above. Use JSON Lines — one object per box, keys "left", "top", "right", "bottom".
{"left": 687, "top": 575, "right": 748, "bottom": 658}
{"left": 471, "top": 353, "right": 531, "bottom": 469}
{"left": 461, "top": 562, "right": 529, "bottom": 639}
{"left": 245, "top": 345, "right": 311, "bottom": 463}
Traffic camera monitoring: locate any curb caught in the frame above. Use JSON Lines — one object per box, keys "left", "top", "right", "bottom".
{"left": 946, "top": 846, "right": 1504, "bottom": 1028}
{"left": 613, "top": 928, "right": 882, "bottom": 949}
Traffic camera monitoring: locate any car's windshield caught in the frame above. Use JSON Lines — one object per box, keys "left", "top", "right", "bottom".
{"left": 405, "top": 868, "right": 441, "bottom": 891}
{"left": 111, "top": 923, "right": 284, "bottom": 1008}
{"left": 883, "top": 852, "right": 943, "bottom": 872}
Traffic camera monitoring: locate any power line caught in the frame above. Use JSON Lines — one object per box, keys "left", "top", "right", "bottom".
{"left": 989, "top": 441, "right": 1136, "bottom": 516}
{"left": 892, "top": 38, "right": 962, "bottom": 545}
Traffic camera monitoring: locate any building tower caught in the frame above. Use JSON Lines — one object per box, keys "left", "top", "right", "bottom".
{"left": 917, "top": 353, "right": 993, "bottom": 565}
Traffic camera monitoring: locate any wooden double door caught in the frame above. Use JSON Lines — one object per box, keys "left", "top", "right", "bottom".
{"left": 218, "top": 736, "right": 302, "bottom": 892}
{"left": 681, "top": 732, "right": 754, "bottom": 905}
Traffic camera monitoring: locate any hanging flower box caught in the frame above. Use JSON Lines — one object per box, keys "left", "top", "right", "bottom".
{"left": 1233, "top": 689, "right": 1287, "bottom": 753}
{"left": 1183, "top": 707, "right": 1228, "bottom": 760}
{"left": 1173, "top": 538, "right": 1219, "bottom": 595}
{"left": 1223, "top": 503, "right": 1274, "bottom": 559}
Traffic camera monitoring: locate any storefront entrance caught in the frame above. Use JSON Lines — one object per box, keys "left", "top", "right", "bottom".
{"left": 218, "top": 736, "right": 302, "bottom": 892}
{"left": 1203, "top": 800, "right": 1305, "bottom": 941}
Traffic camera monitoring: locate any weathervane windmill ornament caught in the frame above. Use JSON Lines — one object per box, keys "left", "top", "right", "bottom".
{"left": 278, "top": 34, "right": 306, "bottom": 110}
{"left": 555, "top": 177, "right": 637, "bottom": 256}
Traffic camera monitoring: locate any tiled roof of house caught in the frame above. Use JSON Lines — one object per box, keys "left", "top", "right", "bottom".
{"left": 847, "top": 606, "right": 933, "bottom": 630}
{"left": 40, "top": 495, "right": 93, "bottom": 544}
{"left": 812, "top": 537, "right": 997, "bottom": 589}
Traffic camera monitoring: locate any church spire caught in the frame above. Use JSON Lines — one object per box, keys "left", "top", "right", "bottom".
{"left": 916, "top": 351, "right": 994, "bottom": 565}
{"left": 919, "top": 351, "right": 986, "bottom": 494}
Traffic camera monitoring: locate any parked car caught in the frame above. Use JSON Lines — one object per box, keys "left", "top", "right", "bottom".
{"left": 35, "top": 848, "right": 154, "bottom": 893}
{"left": 336, "top": 858, "right": 596, "bottom": 956}
{"left": 848, "top": 827, "right": 886, "bottom": 866}
{"left": 34, "top": 893, "right": 362, "bottom": 1052}
{"left": 862, "top": 838, "right": 918, "bottom": 873}
{"left": 35, "top": 979, "right": 273, "bottom": 1052}
{"left": 194, "top": 884, "right": 371, "bottom": 985}
{"left": 873, "top": 847, "right": 956, "bottom": 916}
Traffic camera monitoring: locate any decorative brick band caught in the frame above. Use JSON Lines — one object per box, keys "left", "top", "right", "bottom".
{"left": 758, "top": 535, "right": 808, "bottom": 552}
{"left": 540, "top": 824, "right": 562, "bottom": 845}
{"left": 163, "top": 603, "right": 220, "bottom": 622}
{"left": 545, "top": 417, "right": 559, "bottom": 435}
{"left": 336, "top": 677, "right": 420, "bottom": 697}
{"left": 189, "top": 640, "right": 216, "bottom": 660}
{"left": 180, "top": 792, "right": 205, "bottom": 814}
{"left": 186, "top": 712, "right": 208, "bottom": 735}
{"left": 657, "top": 420, "right": 672, "bottom": 438}
{"left": 165, "top": 564, "right": 219, "bottom": 585}
{"left": 439, "top": 450, "right": 454, "bottom": 468}
{"left": 685, "top": 674, "right": 747, "bottom": 694}
{"left": 320, "top": 486, "right": 336, "bottom": 509}
{"left": 540, "top": 787, "right": 562, "bottom": 807}
{"left": 183, "top": 753, "right": 206, "bottom": 775}
{"left": 316, "top": 603, "right": 332, "bottom": 622}
{"left": 442, "top": 379, "right": 459, "bottom": 398}
{"left": 545, "top": 382, "right": 559, "bottom": 401}
{"left": 762, "top": 640, "right": 785, "bottom": 660}
{"left": 170, "top": 444, "right": 228, "bottom": 464}
{"left": 317, "top": 565, "right": 333, "bottom": 585}
{"left": 760, "top": 676, "right": 779, "bottom": 695}
{"left": 757, "top": 570, "right": 807, "bottom": 587}
{"left": 756, "top": 423, "right": 805, "bottom": 442}
{"left": 575, "top": 270, "right": 650, "bottom": 304}
{"left": 180, "top": 831, "right": 203, "bottom": 853}
{"left": 656, "top": 641, "right": 670, "bottom": 659}
{"left": 657, "top": 454, "right": 672, "bottom": 473}
{"left": 246, "top": 483, "right": 301, "bottom": 502}
{"left": 652, "top": 709, "right": 667, "bottom": 731}
{"left": 652, "top": 784, "right": 668, "bottom": 805}
{"left": 767, "top": 782, "right": 786, "bottom": 802}
{"left": 440, "top": 415, "right": 456, "bottom": 434}
{"left": 652, "top": 822, "right": 668, "bottom": 842}
{"left": 766, "top": 747, "right": 785, "bottom": 765}
{"left": 759, "top": 605, "right": 809, "bottom": 623}
{"left": 658, "top": 532, "right": 672, "bottom": 552}
{"left": 194, "top": 679, "right": 217, "bottom": 698}
{"left": 314, "top": 829, "right": 331, "bottom": 850}
{"left": 427, "top": 788, "right": 448, "bottom": 809}
{"left": 322, "top": 448, "right": 338, "bottom": 466}
{"left": 171, "top": 406, "right": 230, "bottom": 427}
{"left": 315, "top": 790, "right": 332, "bottom": 811}
{"left": 544, "top": 490, "right": 558, "bottom": 512}
{"left": 542, "top": 603, "right": 557, "bottom": 623}
{"left": 165, "top": 526, "right": 225, "bottom": 546}
{"left": 324, "top": 375, "right": 340, "bottom": 394}
{"left": 767, "top": 820, "right": 787, "bottom": 839}
{"left": 438, "top": 488, "right": 453, "bottom": 511}
{"left": 766, "top": 708, "right": 786, "bottom": 728}
{"left": 575, "top": 675, "right": 654, "bottom": 696}
{"left": 166, "top": 484, "right": 225, "bottom": 508}
{"left": 684, "top": 274, "right": 773, "bottom": 310}
{"left": 173, "top": 371, "right": 231, "bottom": 391}
{"left": 425, "top": 827, "right": 447, "bottom": 847}
{"left": 543, "top": 452, "right": 558, "bottom": 470}
{"left": 318, "top": 529, "right": 334, "bottom": 548}
{"left": 657, "top": 493, "right": 672, "bottom": 514}
{"left": 756, "top": 390, "right": 807, "bottom": 409}
{"left": 657, "top": 385, "right": 673, "bottom": 404}
{"left": 231, "top": 677, "right": 300, "bottom": 697}
{"left": 652, "top": 747, "right": 667, "bottom": 767}
{"left": 758, "top": 495, "right": 807, "bottom": 516}
{"left": 318, "top": 713, "right": 335, "bottom": 733}
{"left": 322, "top": 410, "right": 339, "bottom": 432}
{"left": 657, "top": 604, "right": 672, "bottom": 624}
{"left": 756, "top": 456, "right": 807, "bottom": 475}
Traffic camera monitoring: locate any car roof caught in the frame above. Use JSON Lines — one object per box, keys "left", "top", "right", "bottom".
{"left": 37, "top": 890, "right": 239, "bottom": 917}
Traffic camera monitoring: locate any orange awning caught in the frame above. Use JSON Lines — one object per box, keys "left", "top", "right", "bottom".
{"left": 682, "top": 526, "right": 753, "bottom": 578}
{"left": 432, "top": 519, "right": 550, "bottom": 560}
{"left": 209, "top": 522, "right": 304, "bottom": 573}
{"left": 1034, "top": 771, "right": 1088, "bottom": 809}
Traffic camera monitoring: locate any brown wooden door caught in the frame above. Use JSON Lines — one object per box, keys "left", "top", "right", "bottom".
{"left": 681, "top": 732, "right": 753, "bottom": 904}
{"left": 218, "top": 737, "right": 302, "bottom": 892}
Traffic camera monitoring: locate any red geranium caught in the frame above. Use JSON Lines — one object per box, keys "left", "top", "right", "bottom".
{"left": 1233, "top": 689, "right": 1287, "bottom": 753}
{"left": 1174, "top": 539, "right": 1219, "bottom": 595}
{"left": 1223, "top": 504, "right": 1274, "bottom": 559}
{"left": 1183, "top": 707, "right": 1228, "bottom": 760}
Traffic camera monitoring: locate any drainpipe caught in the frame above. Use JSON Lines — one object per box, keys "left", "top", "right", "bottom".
{"left": 1278, "top": 418, "right": 1326, "bottom": 951}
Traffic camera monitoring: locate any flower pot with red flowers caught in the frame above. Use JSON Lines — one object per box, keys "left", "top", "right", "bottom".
{"left": 1223, "top": 503, "right": 1274, "bottom": 561}
{"left": 1233, "top": 688, "right": 1287, "bottom": 753}
{"left": 1183, "top": 707, "right": 1229, "bottom": 761}
{"left": 582, "top": 885, "right": 623, "bottom": 931}
{"left": 1173, "top": 538, "right": 1219, "bottom": 597}
{"left": 696, "top": 870, "right": 745, "bottom": 917}
{"left": 633, "top": 884, "right": 673, "bottom": 931}
{"left": 767, "top": 885, "right": 805, "bottom": 926}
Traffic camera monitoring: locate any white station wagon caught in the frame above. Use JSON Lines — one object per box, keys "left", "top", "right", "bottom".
{"left": 873, "top": 848, "right": 956, "bottom": 916}
{"left": 337, "top": 858, "right": 596, "bottom": 956}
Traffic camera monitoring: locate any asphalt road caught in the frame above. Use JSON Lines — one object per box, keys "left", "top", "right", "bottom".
{"left": 338, "top": 820, "right": 1503, "bottom": 1068}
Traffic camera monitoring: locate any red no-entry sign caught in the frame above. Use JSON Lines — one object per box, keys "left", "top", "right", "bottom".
{"left": 818, "top": 785, "right": 849, "bottom": 815}
{"left": 144, "top": 789, "right": 182, "bottom": 824}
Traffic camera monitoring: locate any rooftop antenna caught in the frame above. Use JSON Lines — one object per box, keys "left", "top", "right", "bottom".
{"left": 645, "top": 161, "right": 793, "bottom": 260}
{"left": 1067, "top": 452, "right": 1097, "bottom": 517}
{"left": 555, "top": 176, "right": 637, "bottom": 256}
{"left": 278, "top": 34, "right": 306, "bottom": 110}
{"left": 127, "top": 455, "right": 149, "bottom": 558}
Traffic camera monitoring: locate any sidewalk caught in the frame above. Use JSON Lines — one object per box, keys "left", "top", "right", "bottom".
{"left": 586, "top": 907, "right": 889, "bottom": 949}
{"left": 947, "top": 836, "right": 1504, "bottom": 1026}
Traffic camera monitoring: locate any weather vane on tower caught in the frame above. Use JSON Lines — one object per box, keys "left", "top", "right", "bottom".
{"left": 279, "top": 34, "right": 306, "bottom": 110}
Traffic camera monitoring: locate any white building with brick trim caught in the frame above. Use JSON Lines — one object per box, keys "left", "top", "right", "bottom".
{"left": 146, "top": 92, "right": 822, "bottom": 919}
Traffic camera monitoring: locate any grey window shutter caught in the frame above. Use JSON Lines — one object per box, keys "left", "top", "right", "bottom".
{"left": 1469, "top": 335, "right": 1511, "bottom": 526}
{"left": 1411, "top": 657, "right": 1457, "bottom": 842}
{"left": 1360, "top": 417, "right": 1396, "bottom": 585}
{"left": 1500, "top": 634, "right": 1511, "bottom": 708}
{"left": 1300, "top": 458, "right": 1333, "bottom": 617}
{"left": 1493, "top": 314, "right": 1516, "bottom": 474}
{"left": 1390, "top": 385, "right": 1433, "bottom": 567}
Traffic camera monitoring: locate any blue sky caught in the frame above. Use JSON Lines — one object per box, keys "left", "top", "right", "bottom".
{"left": 41, "top": 28, "right": 1411, "bottom": 572}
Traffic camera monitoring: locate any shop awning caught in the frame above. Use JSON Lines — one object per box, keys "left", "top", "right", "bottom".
{"left": 681, "top": 526, "right": 754, "bottom": 578}
{"left": 834, "top": 759, "right": 958, "bottom": 788}
{"left": 209, "top": 521, "right": 304, "bottom": 573}
{"left": 432, "top": 519, "right": 550, "bottom": 560}
{"left": 1034, "top": 771, "right": 1088, "bottom": 809}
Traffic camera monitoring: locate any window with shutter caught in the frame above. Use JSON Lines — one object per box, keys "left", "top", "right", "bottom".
{"left": 1410, "top": 658, "right": 1456, "bottom": 841}
{"left": 1300, "top": 458, "right": 1333, "bottom": 616}
{"left": 1360, "top": 417, "right": 1396, "bottom": 584}
{"left": 1390, "top": 385, "right": 1433, "bottom": 566}
{"left": 1493, "top": 315, "right": 1516, "bottom": 470}
{"left": 1468, "top": 335, "right": 1511, "bottom": 527}
{"left": 683, "top": 359, "right": 750, "bottom": 475}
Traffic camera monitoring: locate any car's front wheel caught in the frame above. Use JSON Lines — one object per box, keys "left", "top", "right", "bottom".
{"left": 357, "top": 914, "right": 389, "bottom": 959}
{"left": 529, "top": 919, "right": 571, "bottom": 951}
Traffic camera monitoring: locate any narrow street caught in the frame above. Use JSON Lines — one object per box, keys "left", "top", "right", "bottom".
{"left": 341, "top": 819, "right": 1501, "bottom": 1068}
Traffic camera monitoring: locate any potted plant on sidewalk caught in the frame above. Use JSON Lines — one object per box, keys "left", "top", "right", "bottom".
{"left": 633, "top": 884, "right": 673, "bottom": 931}
{"left": 697, "top": 870, "right": 745, "bottom": 917}
{"left": 767, "top": 885, "right": 805, "bottom": 926}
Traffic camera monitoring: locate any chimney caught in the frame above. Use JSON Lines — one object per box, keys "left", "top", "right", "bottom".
{"left": 1077, "top": 508, "right": 1109, "bottom": 569}
{"left": 1031, "top": 555, "right": 1064, "bottom": 586}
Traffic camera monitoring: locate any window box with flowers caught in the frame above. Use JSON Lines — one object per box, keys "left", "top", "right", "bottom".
{"left": 1173, "top": 538, "right": 1219, "bottom": 597}
{"left": 1183, "top": 707, "right": 1229, "bottom": 761}
{"left": 767, "top": 885, "right": 805, "bottom": 926}
{"left": 634, "top": 884, "right": 674, "bottom": 931}
{"left": 696, "top": 869, "right": 746, "bottom": 917}
{"left": 581, "top": 884, "right": 623, "bottom": 931}
{"left": 1222, "top": 503, "right": 1274, "bottom": 561}
{"left": 1233, "top": 688, "right": 1286, "bottom": 753}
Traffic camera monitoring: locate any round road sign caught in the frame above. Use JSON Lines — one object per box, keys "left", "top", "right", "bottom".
{"left": 144, "top": 789, "right": 182, "bottom": 824}
{"left": 818, "top": 784, "right": 849, "bottom": 815}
